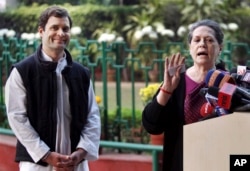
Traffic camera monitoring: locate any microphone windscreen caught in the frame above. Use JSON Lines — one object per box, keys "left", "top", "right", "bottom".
{"left": 230, "top": 67, "right": 237, "bottom": 74}
{"left": 205, "top": 69, "right": 236, "bottom": 88}
{"left": 199, "top": 88, "right": 208, "bottom": 97}
{"left": 242, "top": 71, "right": 250, "bottom": 84}
{"left": 200, "top": 102, "right": 215, "bottom": 117}
{"left": 207, "top": 86, "right": 219, "bottom": 97}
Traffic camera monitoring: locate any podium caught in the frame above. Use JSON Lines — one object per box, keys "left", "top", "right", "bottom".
{"left": 183, "top": 112, "right": 250, "bottom": 171}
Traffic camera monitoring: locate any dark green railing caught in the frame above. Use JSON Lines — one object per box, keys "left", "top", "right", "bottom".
{"left": 100, "top": 140, "right": 163, "bottom": 171}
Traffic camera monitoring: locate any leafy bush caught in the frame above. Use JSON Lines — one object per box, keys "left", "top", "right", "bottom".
{"left": 107, "top": 108, "right": 143, "bottom": 127}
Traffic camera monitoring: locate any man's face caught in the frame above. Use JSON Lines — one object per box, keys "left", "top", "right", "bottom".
{"left": 38, "top": 16, "right": 71, "bottom": 54}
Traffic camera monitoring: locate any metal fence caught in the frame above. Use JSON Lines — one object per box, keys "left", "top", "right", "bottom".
{"left": 0, "top": 37, "right": 250, "bottom": 142}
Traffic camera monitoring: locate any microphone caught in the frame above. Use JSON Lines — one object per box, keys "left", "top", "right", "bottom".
{"left": 236, "top": 65, "right": 248, "bottom": 75}
{"left": 205, "top": 87, "right": 231, "bottom": 114}
{"left": 218, "top": 82, "right": 237, "bottom": 110}
{"left": 214, "top": 106, "right": 230, "bottom": 116}
{"left": 208, "top": 83, "right": 250, "bottom": 110}
{"left": 229, "top": 66, "right": 250, "bottom": 75}
{"left": 199, "top": 102, "right": 230, "bottom": 121}
{"left": 230, "top": 73, "right": 243, "bottom": 86}
{"left": 205, "top": 92, "right": 218, "bottom": 107}
{"left": 199, "top": 87, "right": 208, "bottom": 97}
{"left": 233, "top": 84, "right": 250, "bottom": 100}
{"left": 230, "top": 66, "right": 250, "bottom": 89}
{"left": 199, "top": 86, "right": 232, "bottom": 121}
{"left": 199, "top": 87, "right": 217, "bottom": 107}
{"left": 234, "top": 103, "right": 250, "bottom": 111}
{"left": 199, "top": 102, "right": 218, "bottom": 121}
{"left": 200, "top": 102, "right": 215, "bottom": 117}
{"left": 205, "top": 69, "right": 236, "bottom": 88}
{"left": 229, "top": 67, "right": 237, "bottom": 75}
{"left": 240, "top": 70, "right": 250, "bottom": 89}
{"left": 206, "top": 69, "right": 250, "bottom": 100}
{"left": 241, "top": 70, "right": 250, "bottom": 82}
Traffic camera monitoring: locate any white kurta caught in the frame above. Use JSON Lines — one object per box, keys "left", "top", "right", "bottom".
{"left": 5, "top": 52, "right": 101, "bottom": 171}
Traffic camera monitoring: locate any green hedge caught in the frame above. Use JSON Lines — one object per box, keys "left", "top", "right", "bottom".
{"left": 0, "top": 4, "right": 139, "bottom": 40}
{"left": 1, "top": 3, "right": 250, "bottom": 44}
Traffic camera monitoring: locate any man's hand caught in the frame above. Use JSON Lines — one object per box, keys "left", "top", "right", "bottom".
{"left": 54, "top": 148, "right": 87, "bottom": 170}
{"left": 42, "top": 151, "right": 72, "bottom": 170}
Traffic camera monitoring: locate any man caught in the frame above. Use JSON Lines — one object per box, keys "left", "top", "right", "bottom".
{"left": 5, "top": 5, "right": 100, "bottom": 171}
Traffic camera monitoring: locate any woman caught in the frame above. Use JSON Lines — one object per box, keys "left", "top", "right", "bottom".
{"left": 142, "top": 19, "right": 224, "bottom": 171}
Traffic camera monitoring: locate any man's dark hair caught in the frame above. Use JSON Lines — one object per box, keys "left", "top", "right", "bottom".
{"left": 38, "top": 6, "right": 72, "bottom": 30}
{"left": 187, "top": 19, "right": 224, "bottom": 45}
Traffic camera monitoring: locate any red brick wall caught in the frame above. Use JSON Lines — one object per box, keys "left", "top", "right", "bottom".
{"left": 0, "top": 134, "right": 18, "bottom": 171}
{"left": 0, "top": 134, "right": 154, "bottom": 171}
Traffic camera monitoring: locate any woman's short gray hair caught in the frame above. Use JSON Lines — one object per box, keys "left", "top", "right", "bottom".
{"left": 187, "top": 19, "right": 224, "bottom": 44}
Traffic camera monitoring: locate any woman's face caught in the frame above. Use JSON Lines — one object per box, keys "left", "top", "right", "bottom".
{"left": 189, "top": 26, "right": 222, "bottom": 67}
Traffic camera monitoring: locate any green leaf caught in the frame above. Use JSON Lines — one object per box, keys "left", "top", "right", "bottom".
{"left": 181, "top": 6, "right": 195, "bottom": 15}
{"left": 197, "top": 0, "right": 205, "bottom": 6}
